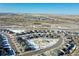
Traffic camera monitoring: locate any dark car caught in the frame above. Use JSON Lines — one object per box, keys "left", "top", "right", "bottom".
{"left": 5, "top": 48, "right": 15, "bottom": 56}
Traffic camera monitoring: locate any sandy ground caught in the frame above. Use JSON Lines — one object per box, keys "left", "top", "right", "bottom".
{"left": 28, "top": 38, "right": 59, "bottom": 49}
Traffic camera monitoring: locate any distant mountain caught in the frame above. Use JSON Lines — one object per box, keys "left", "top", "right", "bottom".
{"left": 0, "top": 13, "right": 17, "bottom": 16}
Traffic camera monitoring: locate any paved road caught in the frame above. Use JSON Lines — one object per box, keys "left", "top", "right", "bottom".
{"left": 19, "top": 34, "right": 64, "bottom": 56}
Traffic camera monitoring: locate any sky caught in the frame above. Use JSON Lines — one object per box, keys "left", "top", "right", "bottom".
{"left": 0, "top": 3, "right": 79, "bottom": 15}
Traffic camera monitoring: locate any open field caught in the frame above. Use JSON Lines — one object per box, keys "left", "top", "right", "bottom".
{"left": 0, "top": 13, "right": 79, "bottom": 56}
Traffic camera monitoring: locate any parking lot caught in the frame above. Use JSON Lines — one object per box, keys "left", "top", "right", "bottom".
{"left": 0, "top": 33, "right": 15, "bottom": 56}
